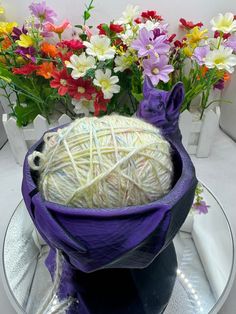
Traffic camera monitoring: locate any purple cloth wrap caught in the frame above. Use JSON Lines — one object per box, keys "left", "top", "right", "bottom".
{"left": 22, "top": 77, "right": 198, "bottom": 313}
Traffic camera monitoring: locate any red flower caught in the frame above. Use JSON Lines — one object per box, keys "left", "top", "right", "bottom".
{"left": 68, "top": 78, "right": 96, "bottom": 101}
{"left": 50, "top": 68, "right": 72, "bottom": 96}
{"left": 174, "top": 40, "right": 184, "bottom": 48}
{"left": 57, "top": 51, "right": 74, "bottom": 63}
{"left": 179, "top": 18, "right": 203, "bottom": 29}
{"left": 134, "top": 17, "right": 142, "bottom": 24}
{"left": 214, "top": 31, "right": 231, "bottom": 40}
{"left": 110, "top": 23, "right": 124, "bottom": 33}
{"left": 234, "top": 15, "right": 236, "bottom": 20}
{"left": 12, "top": 63, "right": 38, "bottom": 75}
{"left": 94, "top": 91, "right": 109, "bottom": 116}
{"left": 141, "top": 10, "right": 163, "bottom": 21}
{"left": 58, "top": 39, "right": 85, "bottom": 50}
{"left": 168, "top": 34, "right": 176, "bottom": 43}
{"left": 97, "top": 23, "right": 107, "bottom": 35}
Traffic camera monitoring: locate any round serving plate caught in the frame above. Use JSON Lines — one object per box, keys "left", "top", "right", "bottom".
{"left": 1, "top": 184, "right": 235, "bottom": 314}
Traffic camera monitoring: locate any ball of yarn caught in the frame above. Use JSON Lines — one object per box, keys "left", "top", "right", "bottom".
{"left": 28, "top": 115, "right": 174, "bottom": 208}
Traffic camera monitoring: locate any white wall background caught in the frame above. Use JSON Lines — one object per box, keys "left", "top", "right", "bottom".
{"left": 1, "top": 1, "right": 236, "bottom": 313}
{"left": 2, "top": 0, "right": 236, "bottom": 34}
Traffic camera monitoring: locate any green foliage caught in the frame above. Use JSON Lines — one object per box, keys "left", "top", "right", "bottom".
{"left": 14, "top": 101, "right": 41, "bottom": 127}
{"left": 83, "top": 0, "right": 94, "bottom": 25}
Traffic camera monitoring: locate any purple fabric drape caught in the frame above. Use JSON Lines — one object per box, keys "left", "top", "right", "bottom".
{"left": 22, "top": 77, "right": 198, "bottom": 313}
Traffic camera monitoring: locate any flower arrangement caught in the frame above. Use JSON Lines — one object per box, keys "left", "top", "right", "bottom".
{"left": 0, "top": 1, "right": 236, "bottom": 126}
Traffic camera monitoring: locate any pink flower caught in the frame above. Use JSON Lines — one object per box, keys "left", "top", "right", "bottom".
{"left": 82, "top": 25, "right": 93, "bottom": 39}
{"left": 45, "top": 19, "right": 71, "bottom": 35}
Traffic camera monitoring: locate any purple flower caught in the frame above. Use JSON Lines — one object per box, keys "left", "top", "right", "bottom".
{"left": 132, "top": 28, "right": 170, "bottom": 58}
{"left": 29, "top": 1, "right": 57, "bottom": 23}
{"left": 15, "top": 47, "right": 36, "bottom": 63}
{"left": 12, "top": 26, "right": 28, "bottom": 41}
{"left": 192, "top": 200, "right": 209, "bottom": 214}
{"left": 225, "top": 35, "right": 236, "bottom": 52}
{"left": 143, "top": 55, "right": 174, "bottom": 85}
{"left": 192, "top": 45, "right": 210, "bottom": 65}
{"left": 214, "top": 78, "right": 225, "bottom": 90}
{"left": 153, "top": 23, "right": 169, "bottom": 38}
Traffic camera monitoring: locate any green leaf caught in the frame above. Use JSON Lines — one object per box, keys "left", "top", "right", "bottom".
{"left": 84, "top": 68, "right": 95, "bottom": 79}
{"left": 14, "top": 101, "right": 41, "bottom": 127}
{"left": 79, "top": 34, "right": 87, "bottom": 41}
{"left": 101, "top": 23, "right": 110, "bottom": 34}
{"left": 132, "top": 92, "right": 143, "bottom": 102}
{"left": 74, "top": 24, "right": 83, "bottom": 29}
{"left": 83, "top": 11, "right": 91, "bottom": 21}
{"left": 0, "top": 66, "right": 42, "bottom": 103}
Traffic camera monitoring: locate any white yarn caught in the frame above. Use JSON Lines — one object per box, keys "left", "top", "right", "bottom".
{"left": 29, "top": 115, "right": 174, "bottom": 208}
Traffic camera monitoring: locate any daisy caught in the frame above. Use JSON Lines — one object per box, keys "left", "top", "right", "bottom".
{"left": 93, "top": 69, "right": 120, "bottom": 99}
{"left": 84, "top": 35, "right": 115, "bottom": 61}
{"left": 114, "top": 52, "right": 133, "bottom": 72}
{"left": 116, "top": 5, "right": 139, "bottom": 24}
{"left": 210, "top": 12, "right": 236, "bottom": 34}
{"left": 65, "top": 52, "right": 96, "bottom": 79}
{"left": 72, "top": 98, "right": 94, "bottom": 116}
{"left": 205, "top": 46, "right": 236, "bottom": 73}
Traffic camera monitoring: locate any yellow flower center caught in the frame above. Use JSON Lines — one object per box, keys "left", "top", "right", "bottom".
{"left": 77, "top": 86, "right": 85, "bottom": 93}
{"left": 219, "top": 19, "right": 232, "bottom": 28}
{"left": 152, "top": 67, "right": 159, "bottom": 75}
{"left": 94, "top": 43, "right": 106, "bottom": 55}
{"left": 214, "top": 56, "right": 225, "bottom": 64}
{"left": 100, "top": 79, "right": 110, "bottom": 90}
{"left": 146, "top": 44, "right": 154, "bottom": 50}
{"left": 60, "top": 79, "right": 67, "bottom": 86}
{"left": 77, "top": 63, "right": 87, "bottom": 72}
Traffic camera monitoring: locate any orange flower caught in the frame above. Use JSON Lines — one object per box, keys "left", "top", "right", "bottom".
{"left": 41, "top": 42, "right": 58, "bottom": 58}
{"left": 1, "top": 36, "right": 11, "bottom": 50}
{"left": 223, "top": 72, "right": 231, "bottom": 81}
{"left": 45, "top": 19, "right": 70, "bottom": 35}
{"left": 36, "top": 62, "right": 54, "bottom": 79}
{"left": 197, "top": 65, "right": 208, "bottom": 80}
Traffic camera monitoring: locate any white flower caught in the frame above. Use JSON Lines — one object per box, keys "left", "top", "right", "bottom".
{"left": 118, "top": 24, "right": 137, "bottom": 45}
{"left": 139, "top": 20, "right": 160, "bottom": 31}
{"left": 65, "top": 53, "right": 96, "bottom": 79}
{"left": 205, "top": 46, "right": 236, "bottom": 73}
{"left": 210, "top": 12, "right": 236, "bottom": 34}
{"left": 84, "top": 35, "right": 115, "bottom": 61}
{"left": 93, "top": 69, "right": 120, "bottom": 99}
{"left": 207, "top": 37, "right": 221, "bottom": 50}
{"left": 114, "top": 52, "right": 133, "bottom": 72}
{"left": 72, "top": 98, "right": 94, "bottom": 116}
{"left": 116, "top": 4, "right": 139, "bottom": 24}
